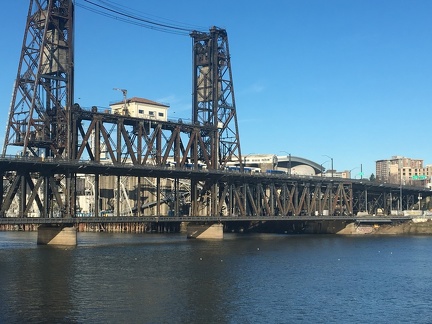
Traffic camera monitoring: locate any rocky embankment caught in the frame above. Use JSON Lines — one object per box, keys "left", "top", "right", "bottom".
{"left": 338, "top": 219, "right": 432, "bottom": 235}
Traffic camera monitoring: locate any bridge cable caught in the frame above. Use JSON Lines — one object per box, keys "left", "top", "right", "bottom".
{"left": 76, "top": 0, "right": 206, "bottom": 35}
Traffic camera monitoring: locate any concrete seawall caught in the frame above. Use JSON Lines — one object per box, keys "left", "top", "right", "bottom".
{"left": 3, "top": 219, "right": 432, "bottom": 235}
{"left": 337, "top": 219, "right": 432, "bottom": 235}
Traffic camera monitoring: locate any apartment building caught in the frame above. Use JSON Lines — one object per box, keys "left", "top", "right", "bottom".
{"left": 376, "top": 156, "right": 429, "bottom": 186}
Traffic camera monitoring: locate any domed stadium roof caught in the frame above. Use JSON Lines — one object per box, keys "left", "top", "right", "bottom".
{"left": 276, "top": 155, "right": 324, "bottom": 175}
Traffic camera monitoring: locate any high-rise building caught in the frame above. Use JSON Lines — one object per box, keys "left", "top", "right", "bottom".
{"left": 376, "top": 156, "right": 427, "bottom": 186}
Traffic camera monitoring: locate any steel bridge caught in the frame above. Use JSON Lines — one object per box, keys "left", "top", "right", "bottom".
{"left": 0, "top": 215, "right": 413, "bottom": 226}
{"left": 1, "top": 1, "right": 431, "bottom": 232}
{"left": 1, "top": 156, "right": 429, "bottom": 223}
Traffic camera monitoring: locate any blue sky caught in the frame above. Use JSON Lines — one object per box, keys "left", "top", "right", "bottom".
{"left": 1, "top": 0, "right": 431, "bottom": 178}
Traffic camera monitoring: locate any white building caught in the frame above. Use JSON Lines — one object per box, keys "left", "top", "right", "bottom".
{"left": 110, "top": 97, "right": 169, "bottom": 121}
{"left": 243, "top": 154, "right": 277, "bottom": 171}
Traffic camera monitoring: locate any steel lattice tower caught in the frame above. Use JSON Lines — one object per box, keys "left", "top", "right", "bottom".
{"left": 191, "top": 27, "right": 242, "bottom": 169}
{"left": 2, "top": 0, "right": 74, "bottom": 159}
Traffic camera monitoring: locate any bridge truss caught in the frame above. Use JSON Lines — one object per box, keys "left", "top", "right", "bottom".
{"left": 1, "top": 1, "right": 430, "bottom": 222}
{"left": 0, "top": 157, "right": 428, "bottom": 220}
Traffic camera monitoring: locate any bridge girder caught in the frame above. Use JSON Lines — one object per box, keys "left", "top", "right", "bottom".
{"left": 1, "top": 159, "right": 429, "bottom": 219}
{"left": 2, "top": 3, "right": 430, "bottom": 222}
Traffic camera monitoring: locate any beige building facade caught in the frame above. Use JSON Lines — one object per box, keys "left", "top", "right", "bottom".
{"left": 110, "top": 97, "right": 169, "bottom": 121}
{"left": 376, "top": 156, "right": 429, "bottom": 186}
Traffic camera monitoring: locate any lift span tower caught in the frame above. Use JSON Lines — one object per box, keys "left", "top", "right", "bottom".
{"left": 1, "top": 0, "right": 243, "bottom": 220}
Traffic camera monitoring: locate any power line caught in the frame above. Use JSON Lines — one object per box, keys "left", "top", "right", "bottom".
{"left": 84, "top": 0, "right": 193, "bottom": 32}
{"left": 76, "top": 3, "right": 189, "bottom": 35}
{"left": 97, "top": 0, "right": 205, "bottom": 31}
{"left": 76, "top": 0, "right": 206, "bottom": 35}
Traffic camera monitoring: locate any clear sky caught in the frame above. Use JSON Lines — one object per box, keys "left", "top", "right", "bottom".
{"left": 1, "top": 0, "right": 431, "bottom": 178}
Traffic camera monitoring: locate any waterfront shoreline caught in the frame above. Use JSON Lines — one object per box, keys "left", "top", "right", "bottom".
{"left": 2, "top": 219, "right": 432, "bottom": 235}
{"left": 338, "top": 219, "right": 432, "bottom": 235}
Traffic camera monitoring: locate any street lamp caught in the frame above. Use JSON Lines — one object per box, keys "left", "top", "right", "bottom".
{"left": 323, "top": 155, "right": 334, "bottom": 178}
{"left": 322, "top": 156, "right": 334, "bottom": 216}
{"left": 280, "top": 151, "right": 292, "bottom": 176}
{"left": 243, "top": 153, "right": 255, "bottom": 167}
{"left": 350, "top": 167, "right": 359, "bottom": 179}
{"left": 399, "top": 173, "right": 403, "bottom": 213}
{"left": 320, "top": 160, "right": 329, "bottom": 177}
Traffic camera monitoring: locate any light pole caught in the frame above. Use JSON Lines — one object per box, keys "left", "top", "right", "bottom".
{"left": 243, "top": 153, "right": 255, "bottom": 167}
{"left": 323, "top": 155, "right": 334, "bottom": 178}
{"left": 320, "top": 160, "right": 329, "bottom": 177}
{"left": 280, "top": 151, "right": 291, "bottom": 176}
{"left": 322, "top": 155, "right": 334, "bottom": 216}
{"left": 399, "top": 173, "right": 403, "bottom": 213}
{"left": 350, "top": 167, "right": 359, "bottom": 179}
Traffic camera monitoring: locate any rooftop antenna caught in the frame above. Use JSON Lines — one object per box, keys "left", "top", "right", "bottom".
{"left": 113, "top": 88, "right": 128, "bottom": 115}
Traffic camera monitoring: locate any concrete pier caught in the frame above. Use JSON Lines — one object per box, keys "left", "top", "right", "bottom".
{"left": 187, "top": 223, "right": 223, "bottom": 239}
{"left": 37, "top": 225, "right": 77, "bottom": 246}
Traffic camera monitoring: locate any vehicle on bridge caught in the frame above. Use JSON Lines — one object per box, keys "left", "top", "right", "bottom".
{"left": 266, "top": 169, "right": 288, "bottom": 175}
{"left": 226, "top": 166, "right": 261, "bottom": 174}
{"left": 100, "top": 210, "right": 114, "bottom": 217}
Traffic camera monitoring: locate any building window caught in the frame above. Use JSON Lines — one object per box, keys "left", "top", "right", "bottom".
{"left": 158, "top": 112, "right": 164, "bottom": 117}
{"left": 149, "top": 111, "right": 155, "bottom": 116}
{"left": 139, "top": 110, "right": 144, "bottom": 114}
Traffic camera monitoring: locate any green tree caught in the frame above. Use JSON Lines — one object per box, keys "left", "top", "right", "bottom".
{"left": 369, "top": 173, "right": 376, "bottom": 182}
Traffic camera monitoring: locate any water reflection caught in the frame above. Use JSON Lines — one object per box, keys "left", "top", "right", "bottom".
{"left": 1, "top": 232, "right": 432, "bottom": 323}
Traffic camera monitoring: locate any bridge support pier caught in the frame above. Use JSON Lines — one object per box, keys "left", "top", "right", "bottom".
{"left": 37, "top": 225, "right": 77, "bottom": 246}
{"left": 187, "top": 223, "right": 223, "bottom": 239}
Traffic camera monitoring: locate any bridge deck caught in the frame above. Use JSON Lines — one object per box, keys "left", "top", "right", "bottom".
{"left": 0, "top": 215, "right": 412, "bottom": 225}
{"left": 1, "top": 157, "right": 428, "bottom": 224}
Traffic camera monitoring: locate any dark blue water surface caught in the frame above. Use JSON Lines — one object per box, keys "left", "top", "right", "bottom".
{"left": 1, "top": 232, "right": 431, "bottom": 323}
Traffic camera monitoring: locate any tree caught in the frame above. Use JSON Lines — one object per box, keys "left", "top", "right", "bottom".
{"left": 369, "top": 173, "right": 376, "bottom": 182}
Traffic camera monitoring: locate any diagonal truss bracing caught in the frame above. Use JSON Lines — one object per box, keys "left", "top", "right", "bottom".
{"left": 191, "top": 27, "right": 242, "bottom": 168}
{"left": 2, "top": 4, "right": 427, "bottom": 221}
{"left": 3, "top": 0, "right": 74, "bottom": 159}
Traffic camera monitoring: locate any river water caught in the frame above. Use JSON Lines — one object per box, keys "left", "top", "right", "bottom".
{"left": 1, "top": 231, "right": 431, "bottom": 323}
